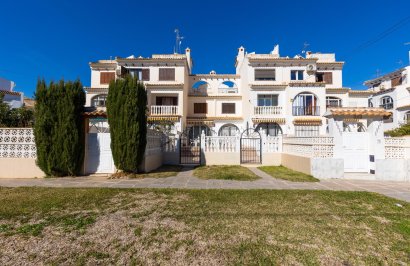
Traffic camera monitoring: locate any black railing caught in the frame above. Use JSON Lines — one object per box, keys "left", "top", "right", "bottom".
{"left": 380, "top": 103, "right": 393, "bottom": 110}
{"left": 292, "top": 106, "right": 320, "bottom": 116}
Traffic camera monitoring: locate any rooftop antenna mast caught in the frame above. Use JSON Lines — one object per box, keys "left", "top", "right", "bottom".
{"left": 405, "top": 42, "right": 410, "bottom": 65}
{"left": 301, "top": 42, "right": 310, "bottom": 54}
{"left": 174, "top": 29, "right": 184, "bottom": 54}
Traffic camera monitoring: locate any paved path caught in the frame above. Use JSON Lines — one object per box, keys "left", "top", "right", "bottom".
{"left": 0, "top": 167, "right": 409, "bottom": 202}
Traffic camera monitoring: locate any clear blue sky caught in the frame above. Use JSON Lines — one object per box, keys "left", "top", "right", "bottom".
{"left": 1, "top": 0, "right": 410, "bottom": 97}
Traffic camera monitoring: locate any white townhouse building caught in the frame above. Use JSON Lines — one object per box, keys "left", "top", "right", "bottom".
{"left": 85, "top": 45, "right": 371, "bottom": 137}
{"left": 0, "top": 77, "right": 24, "bottom": 109}
{"left": 365, "top": 66, "right": 410, "bottom": 131}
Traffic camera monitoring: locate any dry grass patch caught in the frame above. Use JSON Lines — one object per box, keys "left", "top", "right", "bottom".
{"left": 0, "top": 187, "right": 408, "bottom": 265}
{"left": 258, "top": 165, "right": 319, "bottom": 182}
{"left": 193, "top": 165, "right": 260, "bottom": 181}
{"left": 110, "top": 165, "right": 182, "bottom": 179}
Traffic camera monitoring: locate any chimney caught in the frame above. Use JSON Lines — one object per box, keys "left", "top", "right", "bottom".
{"left": 185, "top": 47, "right": 192, "bottom": 74}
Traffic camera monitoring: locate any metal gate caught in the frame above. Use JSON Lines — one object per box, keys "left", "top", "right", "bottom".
{"left": 179, "top": 132, "right": 201, "bottom": 164}
{"left": 240, "top": 128, "right": 262, "bottom": 164}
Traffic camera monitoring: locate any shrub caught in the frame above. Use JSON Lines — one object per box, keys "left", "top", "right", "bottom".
{"left": 0, "top": 94, "right": 34, "bottom": 127}
{"left": 384, "top": 123, "right": 410, "bottom": 137}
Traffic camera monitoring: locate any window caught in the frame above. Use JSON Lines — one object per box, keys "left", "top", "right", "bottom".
{"left": 194, "top": 103, "right": 207, "bottom": 114}
{"left": 255, "top": 123, "right": 282, "bottom": 136}
{"left": 291, "top": 70, "right": 304, "bottom": 81}
{"left": 295, "top": 125, "right": 319, "bottom": 137}
{"left": 404, "top": 112, "right": 410, "bottom": 123}
{"left": 189, "top": 125, "right": 211, "bottom": 139}
{"left": 156, "top": 97, "right": 178, "bottom": 106}
{"left": 219, "top": 124, "right": 239, "bottom": 136}
{"left": 292, "top": 93, "right": 319, "bottom": 116}
{"left": 380, "top": 96, "right": 393, "bottom": 110}
{"left": 258, "top": 95, "right": 278, "bottom": 106}
{"left": 91, "top": 94, "right": 108, "bottom": 107}
{"left": 129, "top": 69, "right": 150, "bottom": 81}
{"left": 255, "top": 69, "right": 275, "bottom": 81}
{"left": 222, "top": 103, "right": 235, "bottom": 114}
{"left": 159, "top": 68, "right": 175, "bottom": 81}
{"left": 316, "top": 72, "right": 333, "bottom": 84}
{"left": 326, "top": 97, "right": 342, "bottom": 108}
{"left": 368, "top": 99, "right": 373, "bottom": 107}
{"left": 100, "top": 72, "right": 115, "bottom": 84}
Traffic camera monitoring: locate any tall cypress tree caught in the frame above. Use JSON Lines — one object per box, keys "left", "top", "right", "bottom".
{"left": 107, "top": 75, "right": 147, "bottom": 173}
{"left": 34, "top": 79, "right": 85, "bottom": 176}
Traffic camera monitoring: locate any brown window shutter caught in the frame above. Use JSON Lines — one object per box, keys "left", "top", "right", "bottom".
{"left": 194, "top": 103, "right": 207, "bottom": 114}
{"left": 159, "top": 68, "right": 175, "bottom": 81}
{"left": 324, "top": 72, "right": 333, "bottom": 84}
{"left": 391, "top": 76, "right": 402, "bottom": 87}
{"left": 100, "top": 72, "right": 115, "bottom": 84}
{"left": 142, "top": 69, "right": 150, "bottom": 81}
{"left": 222, "top": 103, "right": 235, "bottom": 114}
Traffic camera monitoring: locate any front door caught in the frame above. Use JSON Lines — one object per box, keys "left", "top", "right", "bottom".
{"left": 343, "top": 132, "right": 369, "bottom": 173}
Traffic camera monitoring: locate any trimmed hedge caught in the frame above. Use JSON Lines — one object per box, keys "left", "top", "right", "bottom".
{"left": 107, "top": 75, "right": 147, "bottom": 173}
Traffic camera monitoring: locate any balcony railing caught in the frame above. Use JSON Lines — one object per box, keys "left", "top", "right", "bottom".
{"left": 292, "top": 106, "right": 320, "bottom": 116}
{"left": 254, "top": 106, "right": 283, "bottom": 116}
{"left": 380, "top": 103, "right": 393, "bottom": 110}
{"left": 150, "top": 105, "right": 179, "bottom": 115}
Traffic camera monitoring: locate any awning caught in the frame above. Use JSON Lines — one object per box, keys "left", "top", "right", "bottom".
{"left": 293, "top": 117, "right": 322, "bottom": 126}
{"left": 252, "top": 118, "right": 285, "bottom": 124}
{"left": 148, "top": 116, "right": 180, "bottom": 122}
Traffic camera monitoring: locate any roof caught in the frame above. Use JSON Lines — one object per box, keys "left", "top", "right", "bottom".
{"left": 325, "top": 107, "right": 391, "bottom": 117}
{"left": 364, "top": 68, "right": 405, "bottom": 86}
{"left": 326, "top": 88, "right": 351, "bottom": 94}
{"left": 348, "top": 90, "right": 373, "bottom": 96}
{"left": 23, "top": 98, "right": 35, "bottom": 108}
{"left": 190, "top": 74, "right": 240, "bottom": 79}
{"left": 85, "top": 87, "right": 109, "bottom": 94}
{"left": 0, "top": 90, "right": 21, "bottom": 96}
{"left": 288, "top": 82, "right": 326, "bottom": 87}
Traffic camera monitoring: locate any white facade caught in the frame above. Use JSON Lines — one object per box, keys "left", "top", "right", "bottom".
{"left": 85, "top": 45, "right": 370, "bottom": 137}
{"left": 0, "top": 77, "right": 23, "bottom": 109}
{"left": 365, "top": 66, "right": 410, "bottom": 131}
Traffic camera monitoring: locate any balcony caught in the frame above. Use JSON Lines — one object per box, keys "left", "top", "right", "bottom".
{"left": 292, "top": 106, "right": 320, "bottom": 116}
{"left": 254, "top": 106, "right": 283, "bottom": 116}
{"left": 150, "top": 105, "right": 179, "bottom": 116}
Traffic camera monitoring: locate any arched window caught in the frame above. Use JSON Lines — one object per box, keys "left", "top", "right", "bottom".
{"left": 357, "top": 123, "right": 367, "bottom": 132}
{"left": 343, "top": 123, "right": 351, "bottom": 132}
{"left": 326, "top": 96, "right": 342, "bottom": 108}
{"left": 404, "top": 111, "right": 410, "bottom": 124}
{"left": 189, "top": 125, "right": 211, "bottom": 140}
{"left": 380, "top": 96, "right": 393, "bottom": 109}
{"left": 218, "top": 81, "right": 238, "bottom": 93}
{"left": 255, "top": 123, "right": 282, "bottom": 136}
{"left": 218, "top": 124, "right": 239, "bottom": 136}
{"left": 368, "top": 99, "right": 373, "bottom": 107}
{"left": 292, "top": 92, "right": 319, "bottom": 116}
{"left": 191, "top": 81, "right": 210, "bottom": 95}
{"left": 91, "top": 94, "right": 108, "bottom": 107}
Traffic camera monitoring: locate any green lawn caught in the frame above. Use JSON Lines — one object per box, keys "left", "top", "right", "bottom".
{"left": 259, "top": 165, "right": 320, "bottom": 182}
{"left": 0, "top": 187, "right": 409, "bottom": 265}
{"left": 194, "top": 165, "right": 260, "bottom": 181}
{"left": 111, "top": 165, "right": 182, "bottom": 179}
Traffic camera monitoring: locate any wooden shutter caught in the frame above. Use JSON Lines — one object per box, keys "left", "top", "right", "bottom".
{"left": 194, "top": 103, "right": 207, "bottom": 114}
{"left": 222, "top": 103, "right": 235, "bottom": 114}
{"left": 100, "top": 72, "right": 115, "bottom": 84}
{"left": 142, "top": 69, "right": 150, "bottom": 81}
{"left": 323, "top": 72, "right": 333, "bottom": 84}
{"left": 159, "top": 68, "right": 175, "bottom": 81}
{"left": 391, "top": 76, "right": 402, "bottom": 87}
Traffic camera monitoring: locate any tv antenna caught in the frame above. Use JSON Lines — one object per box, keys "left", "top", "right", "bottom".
{"left": 174, "top": 29, "right": 184, "bottom": 54}
{"left": 301, "top": 42, "right": 310, "bottom": 54}
{"left": 405, "top": 42, "right": 410, "bottom": 65}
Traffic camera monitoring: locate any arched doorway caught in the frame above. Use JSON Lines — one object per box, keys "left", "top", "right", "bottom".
{"left": 240, "top": 128, "right": 262, "bottom": 164}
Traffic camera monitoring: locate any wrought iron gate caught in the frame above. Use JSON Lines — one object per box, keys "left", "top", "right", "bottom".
{"left": 240, "top": 128, "right": 262, "bottom": 164}
{"left": 179, "top": 132, "right": 201, "bottom": 164}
